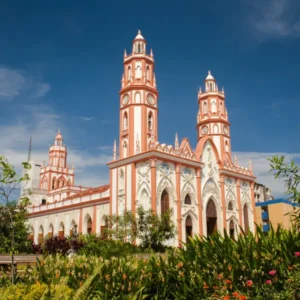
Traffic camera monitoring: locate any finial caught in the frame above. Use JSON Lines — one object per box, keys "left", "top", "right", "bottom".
{"left": 113, "top": 140, "right": 117, "bottom": 160}
{"left": 150, "top": 48, "right": 153, "bottom": 57}
{"left": 136, "top": 134, "right": 140, "bottom": 154}
{"left": 138, "top": 29, "right": 141, "bottom": 34}
{"left": 249, "top": 158, "right": 252, "bottom": 171}
{"left": 72, "top": 163, "right": 74, "bottom": 169}
{"left": 222, "top": 86, "right": 224, "bottom": 93}
{"left": 208, "top": 70, "right": 211, "bottom": 75}
{"left": 58, "top": 129, "right": 60, "bottom": 134}
{"left": 234, "top": 153, "right": 238, "bottom": 165}
{"left": 27, "top": 137, "right": 32, "bottom": 162}
{"left": 124, "top": 49, "right": 127, "bottom": 57}
{"left": 175, "top": 133, "right": 179, "bottom": 150}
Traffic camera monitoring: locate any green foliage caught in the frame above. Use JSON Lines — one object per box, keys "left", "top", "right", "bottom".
{"left": 269, "top": 155, "right": 300, "bottom": 229}
{"left": 105, "top": 207, "right": 176, "bottom": 252}
{"left": 1, "top": 225, "right": 299, "bottom": 299}
{"left": 136, "top": 206, "right": 176, "bottom": 251}
{"left": 0, "top": 156, "right": 32, "bottom": 254}
{"left": 77, "top": 234, "right": 143, "bottom": 258}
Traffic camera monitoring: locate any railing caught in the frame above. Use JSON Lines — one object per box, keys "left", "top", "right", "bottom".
{"left": 0, "top": 254, "right": 42, "bottom": 265}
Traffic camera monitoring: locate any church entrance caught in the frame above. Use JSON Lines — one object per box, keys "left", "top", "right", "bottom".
{"left": 206, "top": 199, "right": 217, "bottom": 236}
{"left": 243, "top": 204, "right": 249, "bottom": 234}
{"left": 185, "top": 216, "right": 193, "bottom": 243}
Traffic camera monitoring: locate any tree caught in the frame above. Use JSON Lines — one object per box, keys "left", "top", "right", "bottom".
{"left": 269, "top": 155, "right": 300, "bottom": 229}
{"left": 105, "top": 207, "right": 176, "bottom": 252}
{"left": 136, "top": 206, "right": 176, "bottom": 252}
{"left": 0, "top": 156, "right": 32, "bottom": 254}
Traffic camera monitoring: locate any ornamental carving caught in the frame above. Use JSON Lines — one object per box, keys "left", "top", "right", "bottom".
{"left": 156, "top": 180, "right": 175, "bottom": 203}
{"left": 158, "top": 162, "right": 173, "bottom": 177}
{"left": 182, "top": 168, "right": 194, "bottom": 183}
{"left": 202, "top": 179, "right": 219, "bottom": 199}
{"left": 225, "top": 177, "right": 235, "bottom": 194}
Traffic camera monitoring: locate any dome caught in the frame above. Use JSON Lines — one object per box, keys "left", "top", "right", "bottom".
{"left": 134, "top": 30, "right": 144, "bottom": 40}
{"left": 206, "top": 70, "right": 215, "bottom": 81}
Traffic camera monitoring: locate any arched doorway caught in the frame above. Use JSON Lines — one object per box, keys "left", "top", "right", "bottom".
{"left": 59, "top": 222, "right": 65, "bottom": 238}
{"left": 185, "top": 216, "right": 193, "bottom": 243}
{"left": 243, "top": 204, "right": 249, "bottom": 234}
{"left": 206, "top": 199, "right": 217, "bottom": 236}
{"left": 48, "top": 224, "right": 54, "bottom": 238}
{"left": 161, "top": 189, "right": 169, "bottom": 215}
{"left": 38, "top": 225, "right": 44, "bottom": 244}
{"left": 229, "top": 220, "right": 235, "bottom": 239}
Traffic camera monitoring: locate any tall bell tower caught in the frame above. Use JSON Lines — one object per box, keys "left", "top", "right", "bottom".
{"left": 119, "top": 30, "right": 158, "bottom": 159}
{"left": 196, "top": 71, "right": 231, "bottom": 161}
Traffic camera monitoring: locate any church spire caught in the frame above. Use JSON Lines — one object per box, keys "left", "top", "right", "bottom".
{"left": 175, "top": 133, "right": 179, "bottom": 150}
{"left": 113, "top": 140, "right": 117, "bottom": 160}
{"left": 27, "top": 137, "right": 32, "bottom": 162}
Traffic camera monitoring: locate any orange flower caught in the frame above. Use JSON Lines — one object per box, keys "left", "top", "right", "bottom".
{"left": 122, "top": 274, "right": 127, "bottom": 280}
{"left": 216, "top": 273, "right": 224, "bottom": 279}
{"left": 228, "top": 265, "right": 232, "bottom": 271}
{"left": 177, "top": 262, "right": 184, "bottom": 268}
{"left": 105, "top": 274, "right": 110, "bottom": 280}
{"left": 225, "top": 279, "right": 232, "bottom": 284}
{"left": 239, "top": 296, "right": 246, "bottom": 300}
{"left": 79, "top": 281, "right": 83, "bottom": 287}
{"left": 179, "top": 271, "right": 184, "bottom": 277}
{"left": 232, "top": 291, "right": 239, "bottom": 297}
{"left": 213, "top": 286, "right": 219, "bottom": 290}
{"left": 222, "top": 296, "right": 230, "bottom": 300}
{"left": 203, "top": 282, "right": 209, "bottom": 289}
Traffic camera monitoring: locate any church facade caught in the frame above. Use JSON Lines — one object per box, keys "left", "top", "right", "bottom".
{"left": 23, "top": 31, "right": 257, "bottom": 246}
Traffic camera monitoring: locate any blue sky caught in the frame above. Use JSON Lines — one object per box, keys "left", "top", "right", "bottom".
{"left": 0, "top": 0, "right": 299, "bottom": 196}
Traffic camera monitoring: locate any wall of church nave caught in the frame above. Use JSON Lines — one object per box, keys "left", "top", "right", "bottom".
{"left": 28, "top": 202, "right": 110, "bottom": 244}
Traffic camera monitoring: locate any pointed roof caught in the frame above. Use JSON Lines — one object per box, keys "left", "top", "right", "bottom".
{"left": 134, "top": 30, "right": 144, "bottom": 40}
{"left": 55, "top": 129, "right": 62, "bottom": 140}
{"left": 205, "top": 70, "right": 215, "bottom": 81}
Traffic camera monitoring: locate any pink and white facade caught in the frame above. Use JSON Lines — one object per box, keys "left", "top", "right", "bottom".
{"left": 23, "top": 31, "right": 256, "bottom": 246}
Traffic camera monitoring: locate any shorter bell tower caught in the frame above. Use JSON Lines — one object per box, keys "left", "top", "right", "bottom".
{"left": 39, "top": 131, "right": 74, "bottom": 192}
{"left": 196, "top": 71, "right": 231, "bottom": 161}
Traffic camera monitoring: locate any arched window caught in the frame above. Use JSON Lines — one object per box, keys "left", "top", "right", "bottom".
{"left": 148, "top": 112, "right": 153, "bottom": 130}
{"left": 123, "top": 112, "right": 128, "bottom": 131}
{"left": 228, "top": 201, "right": 233, "bottom": 211}
{"left": 161, "top": 189, "right": 169, "bottom": 215}
{"left": 123, "top": 141, "right": 128, "bottom": 158}
{"left": 220, "top": 102, "right": 223, "bottom": 113}
{"left": 146, "top": 66, "right": 150, "bottom": 81}
{"left": 138, "top": 43, "right": 141, "bottom": 53}
{"left": 184, "top": 194, "right": 191, "bottom": 205}
{"left": 41, "top": 176, "right": 47, "bottom": 190}
{"left": 203, "top": 102, "right": 208, "bottom": 114}
{"left": 243, "top": 204, "right": 249, "bottom": 234}
{"left": 127, "top": 66, "right": 131, "bottom": 81}
{"left": 206, "top": 199, "right": 217, "bottom": 236}
{"left": 185, "top": 216, "right": 193, "bottom": 243}
{"left": 213, "top": 124, "right": 219, "bottom": 134}
{"left": 211, "top": 101, "right": 217, "bottom": 113}
{"left": 135, "top": 92, "right": 141, "bottom": 103}
{"left": 119, "top": 169, "right": 125, "bottom": 190}
{"left": 229, "top": 220, "right": 235, "bottom": 239}
{"left": 52, "top": 177, "right": 56, "bottom": 190}
{"left": 87, "top": 218, "right": 92, "bottom": 234}
{"left": 225, "top": 141, "right": 229, "bottom": 152}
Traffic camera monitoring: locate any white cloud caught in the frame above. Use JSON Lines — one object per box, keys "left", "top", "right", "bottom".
{"left": 235, "top": 151, "right": 300, "bottom": 197}
{"left": 0, "top": 66, "right": 50, "bottom": 100}
{"left": 80, "top": 116, "right": 93, "bottom": 121}
{"left": 247, "top": 0, "right": 300, "bottom": 39}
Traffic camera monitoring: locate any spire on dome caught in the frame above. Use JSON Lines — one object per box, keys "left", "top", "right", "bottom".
{"left": 205, "top": 70, "right": 215, "bottom": 81}
{"left": 135, "top": 29, "right": 144, "bottom": 40}
{"left": 150, "top": 48, "right": 153, "bottom": 57}
{"left": 175, "top": 133, "right": 179, "bottom": 150}
{"left": 249, "top": 158, "right": 252, "bottom": 171}
{"left": 124, "top": 49, "right": 127, "bottom": 57}
{"left": 55, "top": 130, "right": 63, "bottom": 146}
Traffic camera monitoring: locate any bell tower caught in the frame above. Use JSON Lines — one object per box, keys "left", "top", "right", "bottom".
{"left": 119, "top": 30, "right": 158, "bottom": 159}
{"left": 196, "top": 71, "right": 231, "bottom": 161}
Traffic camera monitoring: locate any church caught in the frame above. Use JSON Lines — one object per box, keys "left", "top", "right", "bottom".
{"left": 22, "top": 31, "right": 257, "bottom": 246}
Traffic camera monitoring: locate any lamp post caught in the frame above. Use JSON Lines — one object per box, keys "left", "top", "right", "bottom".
{"left": 0, "top": 206, "right": 15, "bottom": 285}
{"left": 68, "top": 224, "right": 78, "bottom": 256}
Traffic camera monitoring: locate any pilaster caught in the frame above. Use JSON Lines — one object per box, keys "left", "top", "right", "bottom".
{"left": 151, "top": 159, "right": 157, "bottom": 213}
{"left": 196, "top": 168, "right": 203, "bottom": 235}
{"left": 175, "top": 164, "right": 182, "bottom": 246}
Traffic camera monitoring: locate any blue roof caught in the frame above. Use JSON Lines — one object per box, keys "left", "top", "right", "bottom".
{"left": 255, "top": 198, "right": 300, "bottom": 207}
